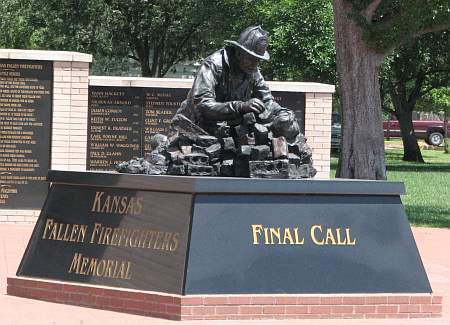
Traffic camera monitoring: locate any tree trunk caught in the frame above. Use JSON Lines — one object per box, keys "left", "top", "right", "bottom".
{"left": 141, "top": 60, "right": 152, "bottom": 77}
{"left": 136, "top": 45, "right": 152, "bottom": 77}
{"left": 395, "top": 109, "right": 424, "bottom": 162}
{"left": 333, "top": 0, "right": 387, "bottom": 180}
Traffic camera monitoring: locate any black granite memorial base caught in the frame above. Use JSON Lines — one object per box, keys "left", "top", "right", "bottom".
{"left": 17, "top": 171, "right": 431, "bottom": 296}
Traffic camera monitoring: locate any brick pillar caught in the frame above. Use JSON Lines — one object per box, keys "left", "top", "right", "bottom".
{"left": 52, "top": 61, "right": 90, "bottom": 171}
{"left": 304, "top": 92, "right": 333, "bottom": 179}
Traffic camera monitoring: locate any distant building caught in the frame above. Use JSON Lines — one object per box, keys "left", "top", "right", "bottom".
{"left": 164, "top": 61, "right": 200, "bottom": 79}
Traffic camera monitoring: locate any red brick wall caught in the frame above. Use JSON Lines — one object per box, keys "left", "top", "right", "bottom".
{"left": 7, "top": 276, "right": 442, "bottom": 321}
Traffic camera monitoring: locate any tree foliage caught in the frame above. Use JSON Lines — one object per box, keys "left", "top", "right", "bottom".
{"left": 0, "top": 0, "right": 38, "bottom": 48}
{"left": 0, "top": 0, "right": 119, "bottom": 74}
{"left": 0, "top": 0, "right": 263, "bottom": 76}
{"left": 257, "top": 0, "right": 336, "bottom": 83}
{"left": 103, "top": 0, "right": 262, "bottom": 77}
{"left": 0, "top": 0, "right": 337, "bottom": 81}
{"left": 416, "top": 87, "right": 450, "bottom": 114}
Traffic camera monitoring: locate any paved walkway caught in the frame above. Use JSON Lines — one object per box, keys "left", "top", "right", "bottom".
{"left": 1, "top": 224, "right": 449, "bottom": 325}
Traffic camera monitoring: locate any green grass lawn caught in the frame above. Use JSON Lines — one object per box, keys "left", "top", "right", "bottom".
{"left": 330, "top": 148, "right": 450, "bottom": 228}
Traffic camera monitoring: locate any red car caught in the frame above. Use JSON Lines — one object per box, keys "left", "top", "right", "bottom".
{"left": 383, "top": 119, "right": 449, "bottom": 146}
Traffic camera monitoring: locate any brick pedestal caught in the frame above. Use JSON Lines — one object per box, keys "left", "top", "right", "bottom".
{"left": 7, "top": 277, "right": 442, "bottom": 321}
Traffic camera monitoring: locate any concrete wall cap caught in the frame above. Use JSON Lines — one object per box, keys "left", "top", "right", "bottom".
{"left": 89, "top": 76, "right": 335, "bottom": 93}
{"left": 0, "top": 49, "right": 92, "bottom": 62}
{"left": 267, "top": 81, "right": 335, "bottom": 93}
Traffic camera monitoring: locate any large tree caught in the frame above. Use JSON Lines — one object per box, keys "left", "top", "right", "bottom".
{"left": 381, "top": 31, "right": 450, "bottom": 162}
{"left": 333, "top": 0, "right": 450, "bottom": 179}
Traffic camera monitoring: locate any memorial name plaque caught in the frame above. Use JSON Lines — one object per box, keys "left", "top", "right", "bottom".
{"left": 0, "top": 59, "right": 52, "bottom": 209}
{"left": 143, "top": 88, "right": 187, "bottom": 155}
{"left": 88, "top": 87, "right": 142, "bottom": 170}
{"left": 18, "top": 182, "right": 192, "bottom": 293}
{"left": 87, "top": 85, "right": 306, "bottom": 171}
{"left": 87, "top": 86, "right": 189, "bottom": 170}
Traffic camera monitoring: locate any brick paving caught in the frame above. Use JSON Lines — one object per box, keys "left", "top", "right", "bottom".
{"left": 1, "top": 224, "right": 449, "bottom": 324}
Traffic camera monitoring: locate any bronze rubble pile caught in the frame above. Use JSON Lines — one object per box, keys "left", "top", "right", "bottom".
{"left": 116, "top": 114, "right": 316, "bottom": 179}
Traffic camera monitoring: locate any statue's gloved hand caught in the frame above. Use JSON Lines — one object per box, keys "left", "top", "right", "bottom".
{"left": 238, "top": 98, "right": 266, "bottom": 115}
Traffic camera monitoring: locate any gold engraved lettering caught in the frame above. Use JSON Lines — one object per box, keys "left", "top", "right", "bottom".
{"left": 310, "top": 226, "right": 356, "bottom": 246}
{"left": 252, "top": 225, "right": 305, "bottom": 245}
{"left": 69, "top": 224, "right": 79, "bottom": 242}
{"left": 170, "top": 233, "right": 179, "bottom": 251}
{"left": 98, "top": 226, "right": 106, "bottom": 243}
{"left": 116, "top": 261, "right": 126, "bottom": 279}
{"left": 146, "top": 230, "right": 156, "bottom": 248}
{"left": 294, "top": 228, "right": 305, "bottom": 244}
{"left": 48, "top": 221, "right": 58, "bottom": 240}
{"left": 153, "top": 231, "right": 164, "bottom": 249}
{"left": 336, "top": 228, "right": 346, "bottom": 245}
{"left": 162, "top": 232, "right": 172, "bottom": 251}
{"left": 101, "top": 227, "right": 113, "bottom": 245}
{"left": 105, "top": 260, "right": 114, "bottom": 277}
{"left": 73, "top": 224, "right": 87, "bottom": 242}
{"left": 42, "top": 218, "right": 54, "bottom": 239}
{"left": 112, "top": 260, "right": 120, "bottom": 278}
{"left": 68, "top": 252, "right": 82, "bottom": 273}
{"left": 119, "top": 197, "right": 128, "bottom": 214}
{"left": 325, "top": 228, "right": 337, "bottom": 245}
{"left": 110, "top": 227, "right": 120, "bottom": 246}
{"left": 80, "top": 257, "right": 90, "bottom": 275}
{"left": 135, "top": 197, "right": 143, "bottom": 215}
{"left": 251, "top": 224, "right": 263, "bottom": 245}
{"left": 63, "top": 224, "right": 71, "bottom": 241}
{"left": 96, "top": 260, "right": 106, "bottom": 276}
{"left": 125, "top": 261, "right": 131, "bottom": 279}
{"left": 90, "top": 191, "right": 143, "bottom": 216}
{"left": 310, "top": 225, "right": 324, "bottom": 245}
{"left": 87, "top": 258, "right": 98, "bottom": 275}
{"left": 90, "top": 222, "right": 102, "bottom": 243}
{"left": 269, "top": 227, "right": 281, "bottom": 244}
{"left": 282, "top": 228, "right": 294, "bottom": 244}
{"left": 91, "top": 191, "right": 104, "bottom": 212}
{"left": 346, "top": 228, "right": 357, "bottom": 245}
{"left": 111, "top": 196, "right": 120, "bottom": 213}
{"left": 137, "top": 231, "right": 147, "bottom": 248}
{"left": 263, "top": 227, "right": 270, "bottom": 244}
{"left": 124, "top": 197, "right": 136, "bottom": 215}
{"left": 85, "top": 222, "right": 181, "bottom": 252}
{"left": 119, "top": 228, "right": 131, "bottom": 247}
{"left": 41, "top": 219, "right": 86, "bottom": 243}
{"left": 129, "top": 229, "right": 139, "bottom": 247}
{"left": 101, "top": 195, "right": 111, "bottom": 213}
{"left": 67, "top": 253, "right": 132, "bottom": 280}
{"left": 56, "top": 223, "right": 65, "bottom": 241}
